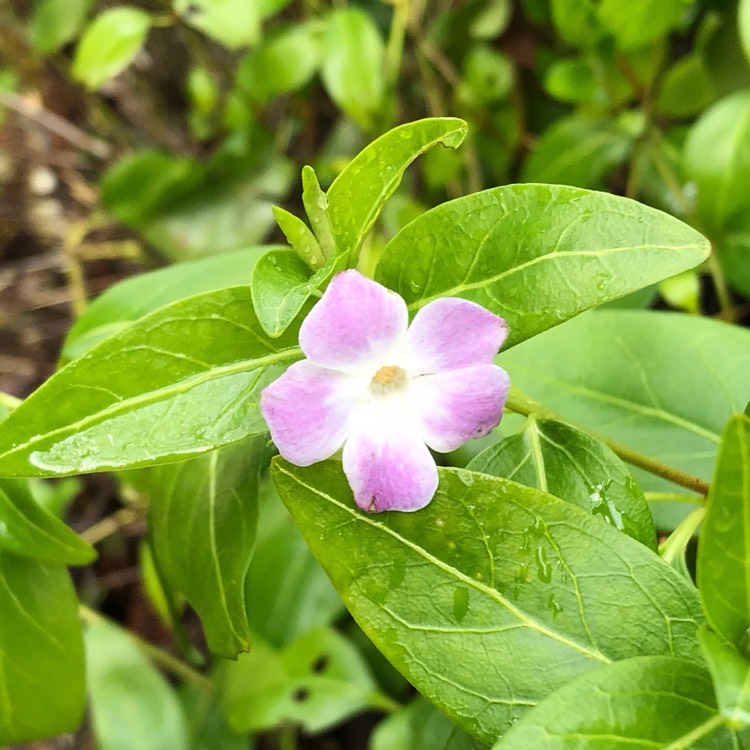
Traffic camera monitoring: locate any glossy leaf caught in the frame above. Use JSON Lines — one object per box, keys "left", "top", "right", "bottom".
{"left": 85, "top": 616, "right": 189, "bottom": 750}
{"left": 274, "top": 460, "right": 703, "bottom": 743}
{"left": 493, "top": 656, "right": 743, "bottom": 749}
{"left": 467, "top": 416, "right": 656, "bottom": 549}
{"left": 222, "top": 627, "right": 390, "bottom": 733}
{"left": 72, "top": 7, "right": 151, "bottom": 89}
{"left": 698, "top": 414, "right": 750, "bottom": 647}
{"left": 147, "top": 439, "right": 263, "bottom": 657}
{"left": 272, "top": 205, "right": 325, "bottom": 269}
{"left": 62, "top": 246, "right": 273, "bottom": 361}
{"left": 0, "top": 481, "right": 94, "bottom": 564}
{"left": 29, "top": 0, "right": 92, "bottom": 54}
{"left": 302, "top": 165, "right": 337, "bottom": 259}
{"left": 321, "top": 8, "right": 385, "bottom": 129}
{"left": 0, "top": 287, "right": 301, "bottom": 477}
{"left": 499, "top": 311, "right": 750, "bottom": 492}
{"left": 173, "top": 0, "right": 259, "bottom": 50}
{"left": 684, "top": 90, "right": 750, "bottom": 230}
{"left": 0, "top": 552, "right": 85, "bottom": 744}
{"left": 245, "top": 479, "right": 343, "bottom": 647}
{"left": 327, "top": 118, "right": 467, "bottom": 258}
{"left": 597, "top": 0, "right": 689, "bottom": 50}
{"left": 699, "top": 627, "right": 750, "bottom": 727}
{"left": 376, "top": 185, "right": 709, "bottom": 348}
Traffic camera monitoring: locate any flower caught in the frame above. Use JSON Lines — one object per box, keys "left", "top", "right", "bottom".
{"left": 260, "top": 270, "right": 510, "bottom": 512}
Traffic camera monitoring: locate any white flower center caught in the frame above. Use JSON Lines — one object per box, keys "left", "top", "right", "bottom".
{"left": 369, "top": 365, "right": 408, "bottom": 396}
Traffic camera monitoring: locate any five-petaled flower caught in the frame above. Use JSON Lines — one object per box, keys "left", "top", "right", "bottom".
{"left": 260, "top": 270, "right": 510, "bottom": 512}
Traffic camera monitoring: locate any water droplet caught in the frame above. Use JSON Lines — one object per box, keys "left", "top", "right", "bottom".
{"left": 435, "top": 517, "right": 445, "bottom": 527}
{"left": 453, "top": 586, "right": 469, "bottom": 621}
{"left": 459, "top": 473, "right": 474, "bottom": 487}
{"left": 535, "top": 546, "right": 552, "bottom": 583}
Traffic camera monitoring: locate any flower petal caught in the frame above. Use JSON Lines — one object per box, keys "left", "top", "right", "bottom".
{"left": 260, "top": 360, "right": 363, "bottom": 466}
{"left": 407, "top": 298, "right": 508, "bottom": 374}
{"left": 299, "top": 270, "right": 408, "bottom": 372}
{"left": 343, "top": 414, "right": 438, "bottom": 513}
{"left": 412, "top": 364, "right": 510, "bottom": 453}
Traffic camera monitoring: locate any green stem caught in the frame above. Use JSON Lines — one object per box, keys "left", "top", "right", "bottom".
{"left": 505, "top": 391, "right": 710, "bottom": 496}
{"left": 658, "top": 506, "right": 705, "bottom": 565}
{"left": 645, "top": 491, "right": 705, "bottom": 505}
{"left": 79, "top": 605, "right": 213, "bottom": 689}
{"left": 384, "top": 0, "right": 409, "bottom": 90}
{"left": 279, "top": 724, "right": 298, "bottom": 750}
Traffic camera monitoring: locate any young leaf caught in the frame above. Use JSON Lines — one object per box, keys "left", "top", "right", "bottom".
{"left": 147, "top": 439, "right": 264, "bottom": 658}
{"left": 376, "top": 185, "right": 709, "bottom": 348}
{"left": 698, "top": 627, "right": 750, "bottom": 727}
{"left": 492, "top": 656, "right": 743, "bottom": 749}
{"left": 273, "top": 460, "right": 703, "bottom": 744}
{"left": 301, "top": 165, "right": 338, "bottom": 259}
{"left": 326, "top": 118, "right": 467, "bottom": 258}
{"left": 467, "top": 417, "right": 657, "bottom": 549}
{"left": 272, "top": 206, "right": 326, "bottom": 270}
{"left": 321, "top": 8, "right": 385, "bottom": 128}
{"left": 29, "top": 0, "right": 92, "bottom": 54}
{"left": 698, "top": 414, "right": 750, "bottom": 647}
{"left": 222, "top": 627, "right": 392, "bottom": 733}
{"left": 499, "top": 311, "right": 750, "bottom": 492}
{"left": 0, "top": 552, "right": 85, "bottom": 744}
{"left": 85, "top": 616, "right": 189, "bottom": 750}
{"left": 62, "top": 246, "right": 274, "bottom": 361}
{"left": 0, "top": 287, "right": 301, "bottom": 477}
{"left": 72, "top": 7, "right": 152, "bottom": 90}
{"left": 173, "top": 0, "right": 259, "bottom": 50}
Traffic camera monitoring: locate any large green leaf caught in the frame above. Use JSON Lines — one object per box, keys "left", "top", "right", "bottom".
{"left": 467, "top": 416, "right": 656, "bottom": 549}
{"left": 0, "top": 287, "right": 301, "bottom": 477}
{"left": 62, "top": 246, "right": 274, "bottom": 361}
{"left": 326, "top": 118, "right": 467, "bottom": 258}
{"left": 499, "top": 311, "right": 750, "bottom": 492}
{"left": 0, "top": 552, "right": 85, "bottom": 744}
{"left": 85, "top": 616, "right": 189, "bottom": 750}
{"left": 147, "top": 438, "right": 263, "bottom": 658}
{"left": 376, "top": 185, "right": 709, "bottom": 348}
{"left": 492, "top": 656, "right": 745, "bottom": 749}
{"left": 273, "top": 460, "right": 703, "bottom": 744}
{"left": 699, "top": 627, "right": 750, "bottom": 727}
{"left": 698, "top": 414, "right": 750, "bottom": 647}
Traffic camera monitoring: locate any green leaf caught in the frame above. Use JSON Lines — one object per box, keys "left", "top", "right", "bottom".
{"left": 498, "top": 311, "right": 750, "bottom": 492}
{"left": 376, "top": 185, "right": 709, "bottom": 349}
{"left": 467, "top": 416, "right": 656, "bottom": 549}
{"left": 0, "top": 552, "right": 84, "bottom": 744}
{"left": 657, "top": 54, "right": 715, "bottom": 117}
{"left": 236, "top": 22, "right": 322, "bottom": 103}
{"left": 463, "top": 45, "right": 513, "bottom": 104}
{"left": 222, "top": 627, "right": 391, "bottom": 733}
{"left": 301, "top": 165, "right": 338, "bottom": 259}
{"left": 698, "top": 414, "right": 750, "bottom": 647}
{"left": 741, "top": 0, "right": 750, "bottom": 66}
{"left": 272, "top": 205, "right": 326, "bottom": 269}
{"left": 372, "top": 699, "right": 487, "bottom": 750}
{"left": 0, "top": 287, "right": 301, "bottom": 477}
{"left": 327, "top": 118, "right": 467, "bottom": 258}
{"left": 597, "top": 0, "right": 691, "bottom": 50}
{"left": 62, "top": 246, "right": 273, "bottom": 361}
{"left": 321, "top": 8, "right": 385, "bottom": 129}
{"left": 0, "top": 481, "right": 94, "bottom": 564}
{"left": 273, "top": 460, "right": 703, "bottom": 743}
{"left": 683, "top": 89, "right": 750, "bottom": 231}
{"left": 721, "top": 221, "right": 750, "bottom": 299}
{"left": 85, "top": 615, "right": 189, "bottom": 750}
{"left": 72, "top": 7, "right": 151, "bottom": 90}
{"left": 173, "top": 0, "right": 259, "bottom": 50}
{"left": 543, "top": 58, "right": 598, "bottom": 105}
{"left": 699, "top": 627, "right": 750, "bottom": 727}
{"left": 245, "top": 479, "right": 343, "bottom": 647}
{"left": 250, "top": 248, "right": 339, "bottom": 338}
{"left": 29, "top": 0, "right": 92, "bottom": 54}
{"left": 180, "top": 684, "right": 251, "bottom": 750}
{"left": 549, "top": 0, "right": 602, "bottom": 47}
{"left": 146, "top": 439, "right": 263, "bottom": 657}
{"left": 492, "top": 656, "right": 741, "bottom": 749}
{"left": 522, "top": 116, "right": 634, "bottom": 188}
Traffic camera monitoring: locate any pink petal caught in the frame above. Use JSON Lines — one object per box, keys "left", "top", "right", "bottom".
{"left": 343, "top": 418, "right": 438, "bottom": 513}
{"left": 300, "top": 270, "right": 408, "bottom": 371}
{"left": 412, "top": 364, "right": 510, "bottom": 453}
{"left": 407, "top": 298, "right": 508, "bottom": 374}
{"left": 260, "top": 360, "right": 362, "bottom": 466}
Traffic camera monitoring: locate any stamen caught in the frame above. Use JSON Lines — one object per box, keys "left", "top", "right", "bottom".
{"left": 370, "top": 365, "right": 408, "bottom": 394}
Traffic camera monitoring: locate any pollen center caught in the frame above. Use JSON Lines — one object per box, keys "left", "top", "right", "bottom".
{"left": 370, "top": 365, "right": 408, "bottom": 395}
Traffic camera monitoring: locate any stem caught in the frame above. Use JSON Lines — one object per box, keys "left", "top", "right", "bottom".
{"left": 645, "top": 492, "right": 705, "bottom": 505}
{"left": 79, "top": 605, "right": 213, "bottom": 689}
{"left": 658, "top": 507, "right": 705, "bottom": 565}
{"left": 505, "top": 391, "right": 710, "bottom": 496}
{"left": 81, "top": 508, "right": 142, "bottom": 545}
{"left": 704, "top": 247, "right": 734, "bottom": 318}
{"left": 279, "top": 725, "right": 297, "bottom": 750}
{"left": 384, "top": 0, "right": 409, "bottom": 90}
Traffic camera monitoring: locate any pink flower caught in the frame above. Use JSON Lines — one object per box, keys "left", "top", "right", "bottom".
{"left": 260, "top": 270, "right": 510, "bottom": 512}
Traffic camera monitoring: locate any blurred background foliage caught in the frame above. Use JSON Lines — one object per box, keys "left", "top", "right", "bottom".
{"left": 3, "top": 0, "right": 750, "bottom": 748}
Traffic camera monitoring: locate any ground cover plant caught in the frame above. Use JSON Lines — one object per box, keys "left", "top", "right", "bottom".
{"left": 2, "top": 0, "right": 750, "bottom": 748}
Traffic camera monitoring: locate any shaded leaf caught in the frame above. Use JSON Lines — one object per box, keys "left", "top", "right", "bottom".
{"left": 29, "top": 0, "right": 92, "bottom": 54}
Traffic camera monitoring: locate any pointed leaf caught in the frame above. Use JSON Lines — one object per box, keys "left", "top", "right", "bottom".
{"left": 468, "top": 416, "right": 656, "bottom": 549}
{"left": 273, "top": 460, "right": 703, "bottom": 743}
{"left": 376, "top": 185, "right": 709, "bottom": 348}
{"left": 0, "top": 287, "right": 301, "bottom": 477}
